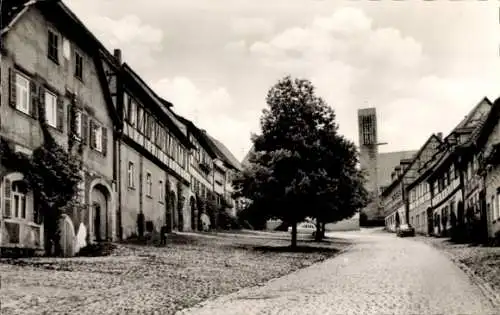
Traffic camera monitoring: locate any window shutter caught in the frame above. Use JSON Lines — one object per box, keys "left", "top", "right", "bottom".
{"left": 89, "top": 120, "right": 96, "bottom": 149}
{"left": 81, "top": 113, "right": 88, "bottom": 144}
{"left": 9, "top": 68, "right": 16, "bottom": 108}
{"left": 38, "top": 86, "right": 46, "bottom": 120}
{"left": 4, "top": 178, "right": 11, "bottom": 217}
{"left": 102, "top": 127, "right": 108, "bottom": 156}
{"left": 56, "top": 96, "right": 64, "bottom": 131}
{"left": 29, "top": 81, "right": 39, "bottom": 119}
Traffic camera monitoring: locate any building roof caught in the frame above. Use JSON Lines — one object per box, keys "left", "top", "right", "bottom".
{"left": 377, "top": 150, "right": 418, "bottom": 189}
{"left": 172, "top": 114, "right": 219, "bottom": 159}
{"left": 475, "top": 97, "right": 500, "bottom": 150}
{"left": 122, "top": 64, "right": 194, "bottom": 149}
{"left": 208, "top": 136, "right": 243, "bottom": 172}
{"left": 427, "top": 97, "right": 493, "bottom": 181}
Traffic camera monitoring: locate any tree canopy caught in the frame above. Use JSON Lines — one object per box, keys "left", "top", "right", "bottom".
{"left": 233, "top": 76, "right": 369, "bottom": 246}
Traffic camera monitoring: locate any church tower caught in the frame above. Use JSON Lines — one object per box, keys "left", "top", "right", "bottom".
{"left": 357, "top": 108, "right": 383, "bottom": 224}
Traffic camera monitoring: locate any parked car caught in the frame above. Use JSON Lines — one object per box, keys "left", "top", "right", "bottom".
{"left": 397, "top": 224, "right": 415, "bottom": 237}
{"left": 288, "top": 222, "right": 317, "bottom": 237}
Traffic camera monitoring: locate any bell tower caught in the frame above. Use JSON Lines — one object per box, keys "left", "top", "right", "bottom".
{"left": 358, "top": 108, "right": 383, "bottom": 224}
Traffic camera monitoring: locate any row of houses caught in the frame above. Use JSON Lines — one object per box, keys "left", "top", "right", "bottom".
{"left": 382, "top": 96, "right": 500, "bottom": 242}
{"left": 0, "top": 0, "right": 242, "bottom": 256}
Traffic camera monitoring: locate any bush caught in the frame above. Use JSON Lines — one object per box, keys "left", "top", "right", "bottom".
{"left": 218, "top": 210, "right": 241, "bottom": 230}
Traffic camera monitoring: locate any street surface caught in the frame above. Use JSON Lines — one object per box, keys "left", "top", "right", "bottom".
{"left": 178, "top": 229, "right": 499, "bottom": 315}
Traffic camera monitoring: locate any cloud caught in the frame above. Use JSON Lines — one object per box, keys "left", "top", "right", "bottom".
{"left": 230, "top": 17, "right": 275, "bottom": 36}
{"left": 224, "top": 40, "right": 247, "bottom": 54}
{"left": 85, "top": 14, "right": 164, "bottom": 70}
{"left": 152, "top": 77, "right": 255, "bottom": 160}
{"left": 240, "top": 6, "right": 498, "bottom": 153}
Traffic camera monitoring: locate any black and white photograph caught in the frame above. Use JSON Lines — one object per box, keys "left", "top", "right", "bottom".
{"left": 0, "top": 0, "right": 499, "bottom": 314}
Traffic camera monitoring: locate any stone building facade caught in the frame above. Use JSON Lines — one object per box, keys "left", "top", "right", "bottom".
{"left": 382, "top": 97, "right": 498, "bottom": 243}
{"left": 0, "top": 0, "right": 242, "bottom": 255}
{"left": 0, "top": 1, "right": 119, "bottom": 255}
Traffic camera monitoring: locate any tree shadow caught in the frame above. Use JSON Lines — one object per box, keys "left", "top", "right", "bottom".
{"left": 245, "top": 245, "right": 341, "bottom": 254}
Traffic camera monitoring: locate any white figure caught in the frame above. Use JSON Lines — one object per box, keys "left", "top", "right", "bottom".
{"left": 200, "top": 213, "right": 211, "bottom": 231}
{"left": 74, "top": 223, "right": 87, "bottom": 254}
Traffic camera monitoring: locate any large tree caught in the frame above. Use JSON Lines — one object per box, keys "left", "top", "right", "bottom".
{"left": 233, "top": 76, "right": 369, "bottom": 247}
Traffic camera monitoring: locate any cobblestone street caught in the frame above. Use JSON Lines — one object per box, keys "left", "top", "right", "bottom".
{"left": 178, "top": 229, "right": 499, "bottom": 315}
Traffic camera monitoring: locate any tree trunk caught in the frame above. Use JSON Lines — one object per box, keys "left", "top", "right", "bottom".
{"left": 315, "top": 222, "right": 322, "bottom": 242}
{"left": 291, "top": 222, "right": 297, "bottom": 249}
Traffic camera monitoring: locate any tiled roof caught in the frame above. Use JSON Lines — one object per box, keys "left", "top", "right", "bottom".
{"left": 208, "top": 136, "right": 243, "bottom": 172}
{"left": 377, "top": 150, "right": 418, "bottom": 189}
{"left": 1, "top": 0, "right": 29, "bottom": 32}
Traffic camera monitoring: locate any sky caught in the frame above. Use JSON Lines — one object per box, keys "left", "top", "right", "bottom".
{"left": 65, "top": 0, "right": 500, "bottom": 162}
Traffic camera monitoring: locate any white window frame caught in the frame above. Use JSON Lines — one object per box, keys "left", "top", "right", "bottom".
{"left": 45, "top": 91, "right": 57, "bottom": 128}
{"left": 16, "top": 73, "right": 30, "bottom": 114}
{"left": 128, "top": 162, "right": 135, "bottom": 188}
{"left": 93, "top": 124, "right": 103, "bottom": 152}
{"left": 146, "top": 172, "right": 152, "bottom": 197}
{"left": 75, "top": 111, "right": 82, "bottom": 139}
{"left": 130, "top": 100, "right": 137, "bottom": 127}
{"left": 11, "top": 181, "right": 27, "bottom": 220}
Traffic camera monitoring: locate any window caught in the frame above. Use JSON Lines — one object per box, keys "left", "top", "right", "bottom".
{"left": 128, "top": 98, "right": 137, "bottom": 127}
{"left": 74, "top": 111, "right": 82, "bottom": 138}
{"left": 361, "top": 115, "right": 375, "bottom": 145}
{"left": 128, "top": 162, "right": 135, "bottom": 188}
{"left": 12, "top": 181, "right": 27, "bottom": 219}
{"left": 15, "top": 73, "right": 30, "bottom": 114}
{"left": 146, "top": 172, "right": 152, "bottom": 197}
{"left": 137, "top": 106, "right": 144, "bottom": 133}
{"left": 48, "top": 30, "right": 59, "bottom": 63}
{"left": 45, "top": 91, "right": 57, "bottom": 127}
{"left": 74, "top": 51, "right": 83, "bottom": 80}
{"left": 450, "top": 164, "right": 455, "bottom": 181}
{"left": 95, "top": 125, "right": 103, "bottom": 152}
{"left": 159, "top": 180, "right": 164, "bottom": 202}
{"left": 91, "top": 123, "right": 103, "bottom": 152}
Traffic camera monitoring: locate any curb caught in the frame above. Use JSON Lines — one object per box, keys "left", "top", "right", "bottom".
{"left": 417, "top": 238, "right": 500, "bottom": 309}
{"left": 441, "top": 250, "right": 500, "bottom": 309}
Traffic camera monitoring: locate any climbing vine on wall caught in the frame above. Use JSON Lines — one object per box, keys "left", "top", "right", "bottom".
{"left": 0, "top": 94, "right": 84, "bottom": 256}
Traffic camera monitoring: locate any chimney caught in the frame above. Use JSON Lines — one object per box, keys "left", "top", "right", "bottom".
{"left": 437, "top": 132, "right": 443, "bottom": 140}
{"left": 113, "top": 49, "right": 122, "bottom": 64}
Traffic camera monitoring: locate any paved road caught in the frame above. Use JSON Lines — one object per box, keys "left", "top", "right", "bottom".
{"left": 177, "top": 229, "right": 499, "bottom": 315}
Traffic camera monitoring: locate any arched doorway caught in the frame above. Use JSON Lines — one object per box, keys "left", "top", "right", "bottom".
{"left": 395, "top": 212, "right": 401, "bottom": 228}
{"left": 90, "top": 184, "right": 109, "bottom": 242}
{"left": 427, "top": 207, "right": 433, "bottom": 235}
{"left": 167, "top": 191, "right": 177, "bottom": 230}
{"left": 190, "top": 196, "right": 197, "bottom": 231}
